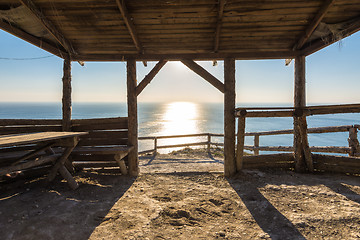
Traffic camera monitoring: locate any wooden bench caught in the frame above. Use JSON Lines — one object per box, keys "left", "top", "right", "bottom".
{"left": 0, "top": 117, "right": 133, "bottom": 176}
{"left": 70, "top": 117, "right": 133, "bottom": 174}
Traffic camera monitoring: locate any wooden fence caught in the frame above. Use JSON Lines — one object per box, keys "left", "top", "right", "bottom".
{"left": 138, "top": 124, "right": 360, "bottom": 156}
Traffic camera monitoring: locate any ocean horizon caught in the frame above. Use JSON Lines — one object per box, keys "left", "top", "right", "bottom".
{"left": 1, "top": 102, "right": 359, "bottom": 154}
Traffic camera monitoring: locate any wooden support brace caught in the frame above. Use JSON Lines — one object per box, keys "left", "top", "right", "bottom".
{"left": 181, "top": 59, "right": 225, "bottom": 93}
{"left": 47, "top": 143, "right": 77, "bottom": 182}
{"left": 136, "top": 60, "right": 167, "bottom": 96}
{"left": 293, "top": 0, "right": 335, "bottom": 50}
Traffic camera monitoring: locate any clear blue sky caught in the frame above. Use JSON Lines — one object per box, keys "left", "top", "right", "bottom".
{"left": 0, "top": 30, "right": 359, "bottom": 104}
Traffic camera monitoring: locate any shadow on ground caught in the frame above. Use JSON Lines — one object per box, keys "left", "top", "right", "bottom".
{"left": 0, "top": 170, "right": 135, "bottom": 240}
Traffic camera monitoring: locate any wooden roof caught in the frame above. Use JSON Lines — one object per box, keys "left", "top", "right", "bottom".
{"left": 0, "top": 0, "right": 359, "bottom": 61}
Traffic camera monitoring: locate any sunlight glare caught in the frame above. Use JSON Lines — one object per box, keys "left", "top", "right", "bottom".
{"left": 158, "top": 102, "right": 200, "bottom": 152}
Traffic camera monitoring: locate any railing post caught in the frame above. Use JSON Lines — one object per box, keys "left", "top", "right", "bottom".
{"left": 154, "top": 137, "right": 158, "bottom": 156}
{"left": 254, "top": 134, "right": 259, "bottom": 155}
{"left": 348, "top": 126, "right": 359, "bottom": 156}
{"left": 236, "top": 116, "right": 245, "bottom": 171}
{"left": 207, "top": 133, "right": 211, "bottom": 152}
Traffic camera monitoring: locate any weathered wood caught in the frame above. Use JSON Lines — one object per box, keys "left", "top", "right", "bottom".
{"left": 72, "top": 50, "right": 300, "bottom": 62}
{"left": 312, "top": 154, "right": 360, "bottom": 168}
{"left": 19, "top": 0, "right": 75, "bottom": 55}
{"left": 157, "top": 142, "right": 208, "bottom": 149}
{"left": 253, "top": 134, "right": 260, "bottom": 155}
{"left": 72, "top": 146, "right": 133, "bottom": 155}
{"left": 11, "top": 142, "right": 55, "bottom": 166}
{"left": 243, "top": 153, "right": 295, "bottom": 164}
{"left": 72, "top": 122, "right": 128, "bottom": 131}
{"left": 293, "top": 0, "right": 335, "bottom": 50}
{"left": 302, "top": 16, "right": 360, "bottom": 56}
{"left": 115, "top": 0, "right": 144, "bottom": 62}
{"left": 136, "top": 60, "right": 167, "bottom": 96}
{"left": 47, "top": 143, "right": 78, "bottom": 182}
{"left": 71, "top": 117, "right": 128, "bottom": 125}
{"left": 224, "top": 58, "right": 236, "bottom": 177}
{"left": 116, "top": 159, "right": 128, "bottom": 175}
{"left": 127, "top": 59, "right": 139, "bottom": 176}
{"left": 236, "top": 110, "right": 294, "bottom": 118}
{"left": 181, "top": 59, "right": 225, "bottom": 93}
{"left": 72, "top": 161, "right": 119, "bottom": 168}
{"left": 0, "top": 119, "right": 61, "bottom": 126}
{"left": 214, "top": 0, "right": 226, "bottom": 53}
{"left": 0, "top": 126, "right": 62, "bottom": 135}
{"left": 246, "top": 145, "right": 351, "bottom": 154}
{"left": 58, "top": 165, "right": 79, "bottom": 190}
{"left": 236, "top": 116, "right": 245, "bottom": 171}
{"left": 348, "top": 127, "right": 359, "bottom": 156}
{"left": 243, "top": 162, "right": 294, "bottom": 169}
{"left": 294, "top": 55, "right": 307, "bottom": 172}
{"left": 0, "top": 154, "right": 60, "bottom": 176}
{"left": 0, "top": 19, "right": 66, "bottom": 58}
{"left": 62, "top": 57, "right": 72, "bottom": 131}
{"left": 0, "top": 132, "right": 86, "bottom": 148}
{"left": 299, "top": 116, "right": 314, "bottom": 172}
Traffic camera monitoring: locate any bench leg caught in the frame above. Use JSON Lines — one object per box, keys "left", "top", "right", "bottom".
{"left": 114, "top": 152, "right": 129, "bottom": 175}
{"left": 59, "top": 165, "right": 79, "bottom": 190}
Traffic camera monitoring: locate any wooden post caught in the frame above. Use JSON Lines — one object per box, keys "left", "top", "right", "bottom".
{"left": 207, "top": 133, "right": 211, "bottom": 152}
{"left": 127, "top": 59, "right": 139, "bottom": 176}
{"left": 62, "top": 57, "right": 71, "bottom": 131}
{"left": 236, "top": 116, "right": 245, "bottom": 170}
{"left": 254, "top": 134, "right": 259, "bottom": 155}
{"left": 294, "top": 55, "right": 313, "bottom": 172}
{"left": 348, "top": 126, "right": 359, "bottom": 156}
{"left": 154, "top": 137, "right": 158, "bottom": 156}
{"left": 224, "top": 58, "right": 236, "bottom": 177}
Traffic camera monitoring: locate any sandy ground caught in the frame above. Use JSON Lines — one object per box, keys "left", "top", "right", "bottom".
{"left": 0, "top": 149, "right": 360, "bottom": 240}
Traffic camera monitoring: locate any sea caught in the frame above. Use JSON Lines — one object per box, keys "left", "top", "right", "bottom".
{"left": 1, "top": 102, "right": 359, "bottom": 154}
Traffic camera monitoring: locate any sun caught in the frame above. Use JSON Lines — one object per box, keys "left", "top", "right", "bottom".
{"left": 169, "top": 61, "right": 186, "bottom": 70}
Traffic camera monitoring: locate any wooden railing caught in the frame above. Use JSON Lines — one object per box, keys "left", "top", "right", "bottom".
{"left": 138, "top": 133, "right": 223, "bottom": 155}
{"left": 138, "top": 124, "right": 359, "bottom": 156}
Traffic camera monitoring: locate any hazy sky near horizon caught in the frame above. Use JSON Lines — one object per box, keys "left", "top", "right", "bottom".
{"left": 0, "top": 30, "right": 359, "bottom": 105}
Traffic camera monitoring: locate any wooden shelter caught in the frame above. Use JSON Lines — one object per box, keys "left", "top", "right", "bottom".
{"left": 1, "top": 0, "right": 360, "bottom": 176}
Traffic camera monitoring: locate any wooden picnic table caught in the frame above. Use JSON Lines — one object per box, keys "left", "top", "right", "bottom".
{"left": 0, "top": 132, "right": 88, "bottom": 189}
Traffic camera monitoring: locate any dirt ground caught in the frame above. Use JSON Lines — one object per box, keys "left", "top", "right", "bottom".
{"left": 0, "top": 148, "right": 359, "bottom": 240}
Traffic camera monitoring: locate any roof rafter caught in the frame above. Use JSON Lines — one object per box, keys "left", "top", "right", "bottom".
{"left": 214, "top": 0, "right": 226, "bottom": 53}
{"left": 302, "top": 16, "right": 360, "bottom": 56}
{"left": 0, "top": 19, "right": 66, "bottom": 58}
{"left": 116, "top": 0, "right": 147, "bottom": 67}
{"left": 293, "top": 0, "right": 335, "bottom": 50}
{"left": 19, "top": 0, "right": 76, "bottom": 56}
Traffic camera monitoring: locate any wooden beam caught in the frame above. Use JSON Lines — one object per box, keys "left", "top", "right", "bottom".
{"left": 293, "top": 0, "right": 335, "bottom": 50}
{"left": 224, "top": 58, "right": 236, "bottom": 177}
{"left": 62, "top": 57, "right": 72, "bottom": 132}
{"left": 127, "top": 59, "right": 139, "bottom": 177}
{"left": 136, "top": 60, "right": 167, "bottom": 96}
{"left": 71, "top": 50, "right": 300, "bottom": 62}
{"left": 302, "top": 16, "right": 360, "bottom": 56}
{"left": 0, "top": 20, "right": 66, "bottom": 58}
{"left": 181, "top": 59, "right": 225, "bottom": 93}
{"left": 214, "top": 0, "right": 226, "bottom": 53}
{"left": 19, "top": 0, "right": 75, "bottom": 55}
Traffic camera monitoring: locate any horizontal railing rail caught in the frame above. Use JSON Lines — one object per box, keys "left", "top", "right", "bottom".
{"left": 139, "top": 124, "right": 360, "bottom": 156}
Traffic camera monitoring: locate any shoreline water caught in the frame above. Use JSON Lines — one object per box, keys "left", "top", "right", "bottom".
{"left": 1, "top": 102, "right": 359, "bottom": 153}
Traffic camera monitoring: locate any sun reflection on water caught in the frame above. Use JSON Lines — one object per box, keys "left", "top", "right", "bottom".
{"left": 158, "top": 102, "right": 201, "bottom": 152}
